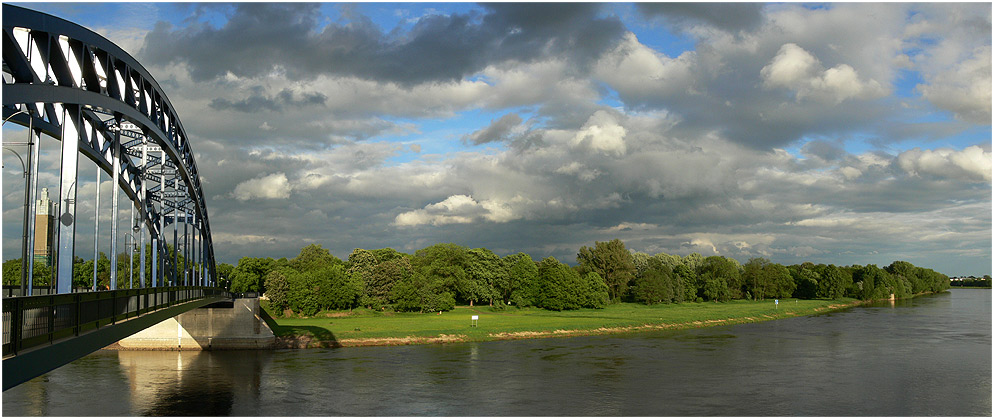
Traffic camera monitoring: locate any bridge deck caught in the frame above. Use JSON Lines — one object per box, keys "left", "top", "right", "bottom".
{"left": 2, "top": 287, "right": 229, "bottom": 391}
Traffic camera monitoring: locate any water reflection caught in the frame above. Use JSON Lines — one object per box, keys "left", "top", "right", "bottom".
{"left": 3, "top": 290, "right": 990, "bottom": 416}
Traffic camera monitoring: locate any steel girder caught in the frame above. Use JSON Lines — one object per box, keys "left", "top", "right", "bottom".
{"left": 2, "top": 4, "right": 217, "bottom": 287}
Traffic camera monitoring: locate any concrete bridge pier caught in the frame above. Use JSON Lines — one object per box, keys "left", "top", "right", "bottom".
{"left": 117, "top": 298, "right": 274, "bottom": 350}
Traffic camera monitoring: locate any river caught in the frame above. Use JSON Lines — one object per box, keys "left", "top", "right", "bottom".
{"left": 3, "top": 289, "right": 990, "bottom": 416}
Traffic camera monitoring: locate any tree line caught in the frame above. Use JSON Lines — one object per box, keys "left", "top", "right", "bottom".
{"left": 950, "top": 276, "right": 992, "bottom": 288}
{"left": 214, "top": 239, "right": 950, "bottom": 316}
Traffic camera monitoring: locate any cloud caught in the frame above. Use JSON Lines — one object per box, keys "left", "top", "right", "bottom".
{"left": 593, "top": 33, "right": 697, "bottom": 103}
{"left": 761, "top": 43, "right": 887, "bottom": 104}
{"left": 14, "top": 2, "right": 981, "bottom": 277}
{"left": 896, "top": 146, "right": 992, "bottom": 183}
{"left": 140, "top": 3, "right": 626, "bottom": 86}
{"left": 394, "top": 194, "right": 520, "bottom": 226}
{"left": 637, "top": 3, "right": 765, "bottom": 33}
{"left": 917, "top": 46, "right": 992, "bottom": 124}
{"left": 571, "top": 110, "right": 627, "bottom": 156}
{"left": 232, "top": 172, "right": 291, "bottom": 201}
{"left": 210, "top": 87, "right": 328, "bottom": 113}
{"left": 464, "top": 113, "right": 524, "bottom": 145}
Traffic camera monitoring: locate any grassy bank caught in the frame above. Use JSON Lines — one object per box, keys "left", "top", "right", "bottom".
{"left": 261, "top": 298, "right": 862, "bottom": 348}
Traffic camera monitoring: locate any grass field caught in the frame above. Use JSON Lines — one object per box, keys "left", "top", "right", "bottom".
{"left": 260, "top": 297, "right": 862, "bottom": 347}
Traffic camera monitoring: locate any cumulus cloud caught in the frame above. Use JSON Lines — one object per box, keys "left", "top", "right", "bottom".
{"left": 394, "top": 194, "right": 521, "bottom": 226}
{"left": 896, "top": 146, "right": 992, "bottom": 183}
{"left": 917, "top": 46, "right": 992, "bottom": 124}
{"left": 761, "top": 43, "right": 887, "bottom": 104}
{"left": 593, "top": 33, "right": 697, "bottom": 102}
{"left": 15, "top": 2, "right": 986, "bottom": 276}
{"left": 140, "top": 3, "right": 626, "bottom": 86}
{"left": 571, "top": 110, "right": 627, "bottom": 156}
{"left": 232, "top": 172, "right": 291, "bottom": 201}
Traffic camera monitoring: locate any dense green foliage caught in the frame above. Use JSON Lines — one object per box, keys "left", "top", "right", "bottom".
{"left": 950, "top": 275, "right": 992, "bottom": 288}
{"left": 577, "top": 239, "right": 636, "bottom": 302}
{"left": 234, "top": 241, "right": 951, "bottom": 315}
{"left": 7, "top": 238, "right": 952, "bottom": 316}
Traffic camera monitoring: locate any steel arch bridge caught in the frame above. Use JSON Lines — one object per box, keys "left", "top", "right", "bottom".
{"left": 2, "top": 4, "right": 229, "bottom": 389}
{"left": 3, "top": 4, "right": 216, "bottom": 291}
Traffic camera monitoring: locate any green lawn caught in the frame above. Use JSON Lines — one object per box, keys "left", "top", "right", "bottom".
{"left": 261, "top": 298, "right": 860, "bottom": 347}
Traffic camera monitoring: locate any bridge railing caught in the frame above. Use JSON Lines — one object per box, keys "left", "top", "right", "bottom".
{"left": 2, "top": 286, "right": 230, "bottom": 357}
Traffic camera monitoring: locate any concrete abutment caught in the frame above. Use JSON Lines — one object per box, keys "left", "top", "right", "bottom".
{"left": 117, "top": 298, "right": 275, "bottom": 350}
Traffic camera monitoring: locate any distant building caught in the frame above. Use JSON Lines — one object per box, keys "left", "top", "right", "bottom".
{"left": 34, "top": 187, "right": 56, "bottom": 266}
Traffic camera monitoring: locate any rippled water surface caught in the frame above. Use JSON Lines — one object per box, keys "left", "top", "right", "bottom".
{"left": 3, "top": 289, "right": 990, "bottom": 416}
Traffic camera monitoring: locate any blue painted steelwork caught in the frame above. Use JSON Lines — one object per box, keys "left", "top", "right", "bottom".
{"left": 2, "top": 4, "right": 218, "bottom": 290}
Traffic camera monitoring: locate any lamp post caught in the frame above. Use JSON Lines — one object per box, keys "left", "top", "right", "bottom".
{"left": 123, "top": 226, "right": 139, "bottom": 290}
{"left": 3, "top": 108, "right": 35, "bottom": 296}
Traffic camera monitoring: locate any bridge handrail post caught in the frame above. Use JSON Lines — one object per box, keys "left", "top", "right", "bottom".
{"left": 13, "top": 298, "right": 22, "bottom": 355}
{"left": 74, "top": 293, "right": 81, "bottom": 337}
{"left": 47, "top": 295, "right": 55, "bottom": 345}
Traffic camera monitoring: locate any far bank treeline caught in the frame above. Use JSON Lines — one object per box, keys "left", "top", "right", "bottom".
{"left": 216, "top": 239, "right": 950, "bottom": 316}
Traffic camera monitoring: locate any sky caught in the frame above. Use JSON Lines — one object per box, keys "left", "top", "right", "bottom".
{"left": 2, "top": 2, "right": 991, "bottom": 276}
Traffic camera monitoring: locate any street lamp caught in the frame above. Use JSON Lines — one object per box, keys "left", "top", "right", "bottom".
{"left": 3, "top": 107, "right": 35, "bottom": 295}
{"left": 123, "top": 228, "right": 140, "bottom": 290}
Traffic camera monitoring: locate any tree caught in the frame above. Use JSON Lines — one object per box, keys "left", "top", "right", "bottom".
{"left": 744, "top": 257, "right": 773, "bottom": 300}
{"left": 583, "top": 272, "right": 610, "bottom": 308}
{"left": 815, "top": 264, "right": 850, "bottom": 299}
{"left": 535, "top": 257, "right": 585, "bottom": 311}
{"left": 412, "top": 243, "right": 473, "bottom": 304}
{"left": 633, "top": 257, "right": 680, "bottom": 304}
{"left": 3, "top": 259, "right": 21, "bottom": 286}
{"left": 767, "top": 263, "right": 796, "bottom": 299}
{"left": 264, "top": 268, "right": 292, "bottom": 313}
{"left": 681, "top": 253, "right": 705, "bottom": 272}
{"left": 700, "top": 256, "right": 742, "bottom": 299}
{"left": 631, "top": 251, "right": 652, "bottom": 279}
{"left": 466, "top": 248, "right": 506, "bottom": 306}
{"left": 633, "top": 266, "right": 672, "bottom": 304}
{"left": 887, "top": 261, "right": 923, "bottom": 294}
{"left": 322, "top": 265, "right": 362, "bottom": 310}
{"left": 72, "top": 257, "right": 94, "bottom": 289}
{"left": 346, "top": 248, "right": 378, "bottom": 280}
{"left": 230, "top": 257, "right": 274, "bottom": 293}
{"left": 370, "top": 248, "right": 405, "bottom": 264}
{"left": 702, "top": 273, "right": 730, "bottom": 302}
{"left": 293, "top": 244, "right": 341, "bottom": 273}
{"left": 674, "top": 264, "right": 700, "bottom": 302}
{"left": 391, "top": 271, "right": 455, "bottom": 313}
{"left": 852, "top": 264, "right": 894, "bottom": 300}
{"left": 366, "top": 257, "right": 412, "bottom": 308}
{"left": 287, "top": 268, "right": 321, "bottom": 316}
{"left": 653, "top": 252, "right": 683, "bottom": 269}
{"left": 577, "top": 239, "right": 636, "bottom": 302}
{"left": 6, "top": 258, "right": 55, "bottom": 288}
{"left": 790, "top": 265, "right": 820, "bottom": 299}
{"left": 505, "top": 253, "right": 539, "bottom": 307}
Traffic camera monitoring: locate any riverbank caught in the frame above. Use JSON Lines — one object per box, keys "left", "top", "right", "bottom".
{"left": 261, "top": 298, "right": 865, "bottom": 348}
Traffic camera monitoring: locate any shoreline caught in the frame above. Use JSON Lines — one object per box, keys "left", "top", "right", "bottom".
{"left": 268, "top": 299, "right": 869, "bottom": 349}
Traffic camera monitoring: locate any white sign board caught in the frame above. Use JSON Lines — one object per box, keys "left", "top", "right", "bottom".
{"left": 471, "top": 315, "right": 479, "bottom": 320}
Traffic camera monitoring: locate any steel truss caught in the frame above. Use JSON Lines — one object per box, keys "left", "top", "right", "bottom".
{"left": 2, "top": 4, "right": 217, "bottom": 293}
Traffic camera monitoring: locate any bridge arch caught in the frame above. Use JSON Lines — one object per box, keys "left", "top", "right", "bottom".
{"left": 2, "top": 4, "right": 217, "bottom": 291}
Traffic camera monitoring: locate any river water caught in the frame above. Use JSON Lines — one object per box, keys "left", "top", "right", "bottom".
{"left": 3, "top": 289, "right": 990, "bottom": 416}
